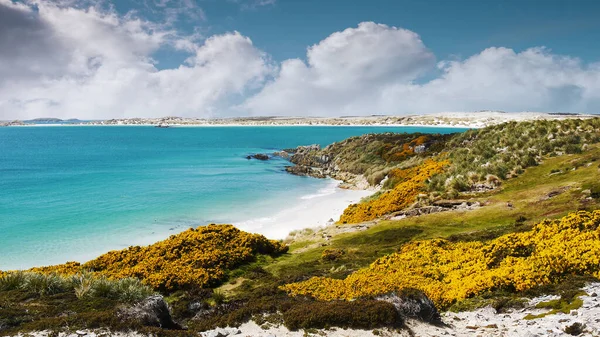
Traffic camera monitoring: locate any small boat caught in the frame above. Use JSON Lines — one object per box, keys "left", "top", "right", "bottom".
{"left": 155, "top": 123, "right": 170, "bottom": 128}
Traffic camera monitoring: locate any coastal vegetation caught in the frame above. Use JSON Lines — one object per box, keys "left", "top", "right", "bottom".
{"left": 339, "top": 159, "right": 449, "bottom": 223}
{"left": 2, "top": 118, "right": 600, "bottom": 336}
{"left": 290, "top": 118, "right": 600, "bottom": 224}
{"left": 29, "top": 225, "right": 288, "bottom": 292}
{"left": 282, "top": 210, "right": 600, "bottom": 308}
{"left": 430, "top": 118, "right": 600, "bottom": 196}
{"left": 287, "top": 132, "right": 451, "bottom": 186}
{"left": 0, "top": 271, "right": 154, "bottom": 302}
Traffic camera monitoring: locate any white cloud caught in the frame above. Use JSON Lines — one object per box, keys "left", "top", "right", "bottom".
{"left": 245, "top": 23, "right": 600, "bottom": 116}
{"left": 229, "top": 0, "right": 277, "bottom": 11}
{"left": 1, "top": 1, "right": 599, "bottom": 121}
{"left": 243, "top": 22, "right": 436, "bottom": 116}
{"left": 376, "top": 47, "right": 600, "bottom": 114}
{"left": 0, "top": 0, "right": 272, "bottom": 120}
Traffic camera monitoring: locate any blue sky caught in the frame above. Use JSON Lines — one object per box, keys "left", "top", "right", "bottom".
{"left": 119, "top": 0, "right": 600, "bottom": 69}
{"left": 1, "top": 0, "right": 600, "bottom": 119}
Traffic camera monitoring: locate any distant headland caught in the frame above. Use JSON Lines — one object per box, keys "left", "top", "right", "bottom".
{"left": 1, "top": 111, "right": 596, "bottom": 128}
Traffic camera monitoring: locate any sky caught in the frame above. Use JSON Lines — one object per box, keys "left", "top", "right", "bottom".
{"left": 1, "top": 0, "right": 600, "bottom": 120}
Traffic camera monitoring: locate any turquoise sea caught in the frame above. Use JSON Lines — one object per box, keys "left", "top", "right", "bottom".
{"left": 0, "top": 126, "right": 467, "bottom": 270}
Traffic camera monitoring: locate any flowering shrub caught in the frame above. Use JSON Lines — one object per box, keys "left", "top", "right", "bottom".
{"left": 30, "top": 261, "right": 83, "bottom": 275}
{"left": 30, "top": 225, "right": 288, "bottom": 292}
{"left": 282, "top": 211, "right": 600, "bottom": 309}
{"left": 339, "top": 159, "right": 449, "bottom": 223}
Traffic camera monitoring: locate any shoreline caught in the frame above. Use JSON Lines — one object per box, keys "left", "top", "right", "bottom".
{"left": 4, "top": 112, "right": 597, "bottom": 129}
{"left": 5, "top": 178, "right": 374, "bottom": 271}
{"left": 4, "top": 123, "right": 477, "bottom": 129}
{"left": 233, "top": 179, "right": 375, "bottom": 240}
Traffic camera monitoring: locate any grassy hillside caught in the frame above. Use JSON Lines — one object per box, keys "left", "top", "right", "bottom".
{"left": 2, "top": 119, "right": 600, "bottom": 336}
{"left": 263, "top": 143, "right": 600, "bottom": 286}
{"left": 431, "top": 118, "right": 600, "bottom": 196}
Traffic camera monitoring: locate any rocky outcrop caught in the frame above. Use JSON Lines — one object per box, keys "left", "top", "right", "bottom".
{"left": 283, "top": 134, "right": 448, "bottom": 190}
{"left": 387, "top": 201, "right": 481, "bottom": 220}
{"left": 284, "top": 144, "right": 370, "bottom": 188}
{"left": 117, "top": 295, "right": 182, "bottom": 329}
{"left": 285, "top": 165, "right": 327, "bottom": 178}
{"left": 246, "top": 154, "right": 270, "bottom": 160}
{"left": 285, "top": 144, "right": 329, "bottom": 177}
{"left": 376, "top": 290, "right": 441, "bottom": 324}
{"left": 273, "top": 151, "right": 290, "bottom": 159}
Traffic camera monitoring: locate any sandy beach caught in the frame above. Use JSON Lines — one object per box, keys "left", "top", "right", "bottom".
{"left": 233, "top": 179, "right": 375, "bottom": 239}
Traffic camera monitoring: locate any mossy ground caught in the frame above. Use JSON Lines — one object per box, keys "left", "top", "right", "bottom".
{"left": 2, "top": 143, "right": 600, "bottom": 335}
{"left": 523, "top": 290, "right": 587, "bottom": 320}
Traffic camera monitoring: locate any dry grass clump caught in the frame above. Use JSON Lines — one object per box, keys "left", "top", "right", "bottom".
{"left": 430, "top": 118, "right": 600, "bottom": 193}
{"left": 0, "top": 271, "right": 153, "bottom": 302}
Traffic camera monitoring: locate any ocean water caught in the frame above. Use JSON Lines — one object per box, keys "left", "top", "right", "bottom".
{"left": 0, "top": 126, "right": 467, "bottom": 270}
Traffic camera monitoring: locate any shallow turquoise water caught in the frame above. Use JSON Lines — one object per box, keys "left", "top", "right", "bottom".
{"left": 0, "top": 126, "right": 466, "bottom": 269}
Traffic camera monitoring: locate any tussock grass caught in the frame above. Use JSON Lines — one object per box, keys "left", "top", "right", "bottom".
{"left": 0, "top": 271, "right": 153, "bottom": 302}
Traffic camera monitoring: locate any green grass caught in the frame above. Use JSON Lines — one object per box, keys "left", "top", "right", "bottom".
{"left": 228, "top": 144, "right": 600, "bottom": 302}
{"left": 524, "top": 292, "right": 586, "bottom": 320}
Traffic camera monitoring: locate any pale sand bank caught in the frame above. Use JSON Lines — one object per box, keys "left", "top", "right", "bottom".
{"left": 233, "top": 179, "right": 375, "bottom": 239}
{"left": 6, "top": 111, "right": 595, "bottom": 129}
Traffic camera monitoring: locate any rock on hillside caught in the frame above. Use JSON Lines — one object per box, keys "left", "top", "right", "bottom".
{"left": 117, "top": 295, "right": 181, "bottom": 329}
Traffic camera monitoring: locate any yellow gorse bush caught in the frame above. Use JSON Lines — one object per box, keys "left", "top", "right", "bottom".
{"left": 339, "top": 159, "right": 449, "bottom": 223}
{"left": 282, "top": 211, "right": 600, "bottom": 308}
{"left": 30, "top": 225, "right": 287, "bottom": 292}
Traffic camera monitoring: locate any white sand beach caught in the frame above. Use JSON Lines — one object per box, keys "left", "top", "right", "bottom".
{"left": 233, "top": 179, "right": 375, "bottom": 239}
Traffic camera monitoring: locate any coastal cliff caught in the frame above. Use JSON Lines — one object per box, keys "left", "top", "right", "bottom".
{"left": 284, "top": 133, "right": 451, "bottom": 189}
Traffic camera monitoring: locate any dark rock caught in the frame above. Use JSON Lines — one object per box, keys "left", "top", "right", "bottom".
{"left": 249, "top": 153, "right": 269, "bottom": 160}
{"left": 376, "top": 289, "right": 441, "bottom": 324}
{"left": 285, "top": 165, "right": 326, "bottom": 178}
{"left": 547, "top": 190, "right": 561, "bottom": 198}
{"left": 432, "top": 200, "right": 468, "bottom": 207}
{"left": 118, "top": 295, "right": 182, "bottom": 329}
{"left": 189, "top": 301, "right": 208, "bottom": 311}
{"left": 390, "top": 206, "right": 447, "bottom": 218}
{"left": 471, "top": 183, "right": 496, "bottom": 192}
{"left": 565, "top": 322, "right": 585, "bottom": 335}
